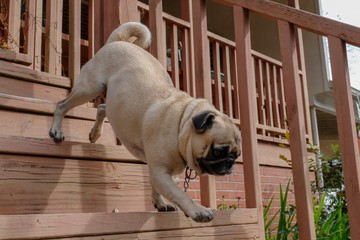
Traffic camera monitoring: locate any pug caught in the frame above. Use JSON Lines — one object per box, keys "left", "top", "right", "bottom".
{"left": 49, "top": 22, "right": 241, "bottom": 223}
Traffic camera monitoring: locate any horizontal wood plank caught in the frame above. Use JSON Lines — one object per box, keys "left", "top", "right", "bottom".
{"left": 216, "top": 0, "right": 360, "bottom": 47}
{"left": 0, "top": 60, "right": 71, "bottom": 88}
{"left": 0, "top": 110, "right": 117, "bottom": 145}
{"left": 0, "top": 136, "right": 137, "bottom": 162}
{"left": 0, "top": 75, "right": 69, "bottom": 102}
{"left": 0, "top": 209, "right": 258, "bottom": 239}
{"left": 61, "top": 224, "right": 260, "bottom": 239}
{"left": 0, "top": 154, "right": 150, "bottom": 214}
{"left": 0, "top": 93, "right": 97, "bottom": 120}
{"left": 0, "top": 49, "right": 32, "bottom": 66}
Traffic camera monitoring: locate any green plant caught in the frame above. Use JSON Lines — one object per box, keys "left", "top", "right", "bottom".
{"left": 314, "top": 194, "right": 350, "bottom": 239}
{"left": 263, "top": 180, "right": 298, "bottom": 240}
{"left": 264, "top": 181, "right": 350, "bottom": 240}
{"left": 217, "top": 196, "right": 239, "bottom": 210}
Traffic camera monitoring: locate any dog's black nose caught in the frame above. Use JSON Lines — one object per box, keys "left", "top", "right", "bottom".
{"left": 225, "top": 156, "right": 235, "bottom": 169}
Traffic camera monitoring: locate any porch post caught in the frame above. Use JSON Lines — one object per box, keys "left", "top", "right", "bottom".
{"left": 192, "top": 0, "right": 216, "bottom": 209}
{"left": 328, "top": 36, "right": 360, "bottom": 239}
{"left": 278, "top": 20, "right": 316, "bottom": 239}
{"left": 233, "top": 6, "right": 265, "bottom": 239}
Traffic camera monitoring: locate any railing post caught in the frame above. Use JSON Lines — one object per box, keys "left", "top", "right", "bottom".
{"left": 278, "top": 20, "right": 316, "bottom": 239}
{"left": 191, "top": 0, "right": 216, "bottom": 209}
{"left": 328, "top": 36, "right": 360, "bottom": 239}
{"left": 233, "top": 6, "right": 265, "bottom": 240}
{"left": 149, "top": 0, "right": 166, "bottom": 66}
{"left": 287, "top": 0, "right": 312, "bottom": 142}
{"left": 69, "top": 0, "right": 81, "bottom": 85}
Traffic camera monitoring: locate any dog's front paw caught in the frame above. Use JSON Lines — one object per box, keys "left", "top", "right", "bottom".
{"left": 49, "top": 128, "right": 65, "bottom": 143}
{"left": 187, "top": 204, "right": 215, "bottom": 223}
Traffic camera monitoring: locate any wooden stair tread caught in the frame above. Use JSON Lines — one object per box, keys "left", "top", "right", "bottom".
{"left": 0, "top": 92, "right": 97, "bottom": 120}
{"left": 0, "top": 136, "right": 138, "bottom": 162}
{"left": 0, "top": 209, "right": 259, "bottom": 239}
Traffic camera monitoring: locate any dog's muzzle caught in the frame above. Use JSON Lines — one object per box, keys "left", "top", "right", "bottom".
{"left": 198, "top": 145, "right": 238, "bottom": 176}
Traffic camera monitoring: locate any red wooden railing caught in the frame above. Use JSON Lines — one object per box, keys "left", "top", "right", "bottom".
{"left": 139, "top": 2, "right": 310, "bottom": 143}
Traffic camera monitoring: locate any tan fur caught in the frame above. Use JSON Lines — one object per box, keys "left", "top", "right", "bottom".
{"left": 49, "top": 22, "right": 241, "bottom": 223}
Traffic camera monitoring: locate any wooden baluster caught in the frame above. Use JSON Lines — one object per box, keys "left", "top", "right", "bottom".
{"left": 278, "top": 19, "right": 316, "bottom": 240}
{"left": 24, "top": 0, "right": 36, "bottom": 67}
{"left": 87, "top": 0, "right": 95, "bottom": 59}
{"left": 256, "top": 57, "right": 266, "bottom": 135}
{"left": 181, "top": 27, "right": 192, "bottom": 95}
{"left": 233, "top": 6, "right": 265, "bottom": 240}
{"left": 33, "top": 0, "right": 43, "bottom": 71}
{"left": 230, "top": 48, "right": 240, "bottom": 121}
{"left": 69, "top": 0, "right": 81, "bottom": 84}
{"left": 278, "top": 68, "right": 286, "bottom": 130}
{"left": 149, "top": 0, "right": 166, "bottom": 67}
{"left": 271, "top": 65, "right": 280, "bottom": 129}
{"left": 328, "top": 36, "right": 360, "bottom": 240}
{"left": 213, "top": 41, "right": 222, "bottom": 111}
{"left": 45, "top": 0, "right": 63, "bottom": 75}
{"left": 181, "top": 0, "right": 195, "bottom": 97}
{"left": 7, "top": 0, "right": 21, "bottom": 52}
{"left": 170, "top": 24, "right": 180, "bottom": 89}
{"left": 264, "top": 62, "right": 273, "bottom": 129}
{"left": 223, "top": 46, "right": 233, "bottom": 118}
{"left": 119, "top": 0, "right": 139, "bottom": 24}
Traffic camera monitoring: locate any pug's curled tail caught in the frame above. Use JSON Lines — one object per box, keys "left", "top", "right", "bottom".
{"left": 106, "top": 22, "right": 151, "bottom": 49}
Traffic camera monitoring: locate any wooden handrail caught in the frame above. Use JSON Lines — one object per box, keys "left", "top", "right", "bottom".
{"left": 215, "top": 0, "right": 360, "bottom": 47}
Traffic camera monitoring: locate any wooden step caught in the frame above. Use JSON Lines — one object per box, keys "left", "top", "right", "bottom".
{"left": 0, "top": 209, "right": 259, "bottom": 239}
{"left": 0, "top": 93, "right": 97, "bottom": 120}
{"left": 0, "top": 153, "right": 150, "bottom": 215}
{"left": 0, "top": 59, "right": 71, "bottom": 88}
{"left": 0, "top": 49, "right": 32, "bottom": 66}
{"left": 0, "top": 136, "right": 137, "bottom": 162}
{"left": 0, "top": 109, "right": 117, "bottom": 145}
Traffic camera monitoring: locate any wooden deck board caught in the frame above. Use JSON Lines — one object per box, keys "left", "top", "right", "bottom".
{"left": 0, "top": 209, "right": 259, "bottom": 239}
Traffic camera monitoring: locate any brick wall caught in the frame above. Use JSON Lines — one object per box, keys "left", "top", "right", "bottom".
{"left": 180, "top": 162, "right": 316, "bottom": 214}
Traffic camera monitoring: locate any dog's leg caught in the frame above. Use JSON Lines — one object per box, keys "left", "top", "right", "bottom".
{"left": 149, "top": 168, "right": 214, "bottom": 222}
{"left": 49, "top": 75, "right": 106, "bottom": 143}
{"left": 89, "top": 104, "right": 106, "bottom": 143}
{"left": 151, "top": 186, "right": 177, "bottom": 212}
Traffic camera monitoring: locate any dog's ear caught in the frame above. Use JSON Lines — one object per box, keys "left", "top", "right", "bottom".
{"left": 192, "top": 111, "right": 215, "bottom": 134}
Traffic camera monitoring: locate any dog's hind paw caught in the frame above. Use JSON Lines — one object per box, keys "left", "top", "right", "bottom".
{"left": 155, "top": 203, "right": 178, "bottom": 212}
{"left": 89, "top": 128, "right": 101, "bottom": 143}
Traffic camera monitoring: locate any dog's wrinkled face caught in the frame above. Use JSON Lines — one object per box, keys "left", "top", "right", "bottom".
{"left": 190, "top": 111, "right": 241, "bottom": 176}
{"left": 198, "top": 144, "right": 239, "bottom": 175}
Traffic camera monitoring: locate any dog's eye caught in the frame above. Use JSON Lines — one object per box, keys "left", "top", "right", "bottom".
{"left": 212, "top": 146, "right": 229, "bottom": 158}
